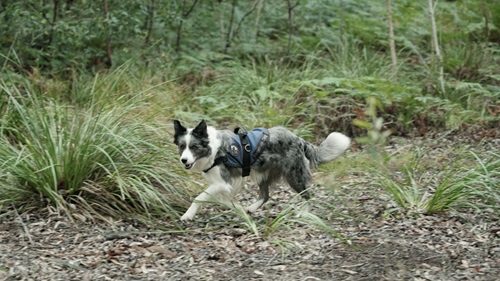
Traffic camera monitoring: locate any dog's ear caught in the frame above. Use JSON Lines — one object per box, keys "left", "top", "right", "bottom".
{"left": 173, "top": 120, "right": 187, "bottom": 134}
{"left": 173, "top": 120, "right": 187, "bottom": 144}
{"left": 192, "top": 120, "right": 209, "bottom": 138}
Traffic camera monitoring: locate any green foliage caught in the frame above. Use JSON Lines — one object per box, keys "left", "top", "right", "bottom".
{"left": 353, "top": 97, "right": 392, "bottom": 162}
{"left": 373, "top": 148, "right": 499, "bottom": 215}
{"left": 1, "top": 0, "right": 498, "bottom": 73}
{"left": 0, "top": 81, "right": 189, "bottom": 220}
{"left": 466, "top": 151, "right": 500, "bottom": 210}
{"left": 0, "top": 0, "right": 497, "bottom": 135}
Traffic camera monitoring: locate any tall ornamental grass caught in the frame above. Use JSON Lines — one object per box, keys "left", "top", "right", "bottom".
{"left": 373, "top": 148, "right": 499, "bottom": 215}
{"left": 0, "top": 81, "right": 189, "bottom": 220}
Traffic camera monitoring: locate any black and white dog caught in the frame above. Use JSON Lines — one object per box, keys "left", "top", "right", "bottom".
{"left": 173, "top": 120, "right": 350, "bottom": 221}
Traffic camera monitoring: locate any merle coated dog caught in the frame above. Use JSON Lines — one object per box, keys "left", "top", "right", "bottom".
{"left": 173, "top": 120, "right": 350, "bottom": 221}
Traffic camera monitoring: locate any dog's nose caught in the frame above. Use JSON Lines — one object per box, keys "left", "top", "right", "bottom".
{"left": 181, "top": 158, "right": 188, "bottom": 164}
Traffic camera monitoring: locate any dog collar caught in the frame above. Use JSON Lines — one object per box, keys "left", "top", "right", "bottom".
{"left": 202, "top": 157, "right": 225, "bottom": 173}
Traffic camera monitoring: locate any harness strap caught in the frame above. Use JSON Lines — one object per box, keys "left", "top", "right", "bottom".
{"left": 203, "top": 157, "right": 225, "bottom": 173}
{"left": 240, "top": 133, "right": 251, "bottom": 177}
{"left": 234, "top": 127, "right": 252, "bottom": 177}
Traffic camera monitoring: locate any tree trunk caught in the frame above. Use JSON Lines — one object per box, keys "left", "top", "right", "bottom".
{"left": 48, "top": 0, "right": 60, "bottom": 46}
{"left": 224, "top": 0, "right": 238, "bottom": 53}
{"left": 103, "top": 0, "right": 112, "bottom": 68}
{"left": 233, "top": 0, "right": 260, "bottom": 41}
{"left": 254, "top": 0, "right": 264, "bottom": 43}
{"left": 286, "top": 0, "right": 300, "bottom": 57}
{"left": 175, "top": 0, "right": 199, "bottom": 52}
{"left": 144, "top": 0, "right": 156, "bottom": 46}
{"left": 428, "top": 0, "right": 445, "bottom": 93}
{"left": 386, "top": 0, "right": 397, "bottom": 79}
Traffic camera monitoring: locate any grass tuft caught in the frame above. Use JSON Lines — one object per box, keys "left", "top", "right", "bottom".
{"left": 373, "top": 147, "right": 499, "bottom": 215}
{"left": 0, "top": 81, "right": 189, "bottom": 220}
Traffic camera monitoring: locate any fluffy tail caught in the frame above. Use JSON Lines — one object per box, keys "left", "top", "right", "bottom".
{"left": 303, "top": 132, "right": 350, "bottom": 169}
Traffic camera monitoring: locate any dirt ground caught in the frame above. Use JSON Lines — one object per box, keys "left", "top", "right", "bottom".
{"left": 1, "top": 137, "right": 499, "bottom": 281}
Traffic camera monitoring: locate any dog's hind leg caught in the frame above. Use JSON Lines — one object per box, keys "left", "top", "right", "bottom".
{"left": 181, "top": 183, "right": 230, "bottom": 221}
{"left": 285, "top": 162, "right": 313, "bottom": 200}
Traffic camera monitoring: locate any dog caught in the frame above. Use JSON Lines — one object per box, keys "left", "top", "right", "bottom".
{"left": 173, "top": 120, "right": 350, "bottom": 221}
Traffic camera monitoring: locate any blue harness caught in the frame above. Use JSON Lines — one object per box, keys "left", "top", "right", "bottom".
{"left": 204, "top": 127, "right": 270, "bottom": 177}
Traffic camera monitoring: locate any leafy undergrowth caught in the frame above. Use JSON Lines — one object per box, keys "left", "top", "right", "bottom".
{"left": 1, "top": 66, "right": 498, "bottom": 221}
{"left": 165, "top": 53, "right": 499, "bottom": 140}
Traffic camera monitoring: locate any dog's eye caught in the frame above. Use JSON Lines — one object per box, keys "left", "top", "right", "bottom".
{"left": 179, "top": 144, "right": 186, "bottom": 150}
{"left": 189, "top": 144, "right": 198, "bottom": 150}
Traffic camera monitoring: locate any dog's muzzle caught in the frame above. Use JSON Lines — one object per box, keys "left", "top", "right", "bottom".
{"left": 181, "top": 158, "right": 194, "bottom": 169}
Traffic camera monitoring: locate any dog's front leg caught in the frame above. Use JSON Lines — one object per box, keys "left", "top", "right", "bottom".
{"left": 181, "top": 184, "right": 228, "bottom": 221}
{"left": 246, "top": 182, "right": 270, "bottom": 213}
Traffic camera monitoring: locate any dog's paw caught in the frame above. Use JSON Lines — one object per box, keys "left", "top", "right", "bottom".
{"left": 180, "top": 211, "right": 196, "bottom": 221}
{"left": 246, "top": 199, "right": 264, "bottom": 213}
{"left": 245, "top": 206, "right": 258, "bottom": 214}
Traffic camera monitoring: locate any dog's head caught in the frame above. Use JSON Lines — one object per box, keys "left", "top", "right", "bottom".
{"left": 173, "top": 120, "right": 212, "bottom": 170}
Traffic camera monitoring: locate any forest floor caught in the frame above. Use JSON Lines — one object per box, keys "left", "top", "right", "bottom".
{"left": 0, "top": 135, "right": 498, "bottom": 281}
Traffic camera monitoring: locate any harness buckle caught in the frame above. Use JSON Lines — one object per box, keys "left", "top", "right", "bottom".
{"left": 244, "top": 144, "right": 251, "bottom": 152}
